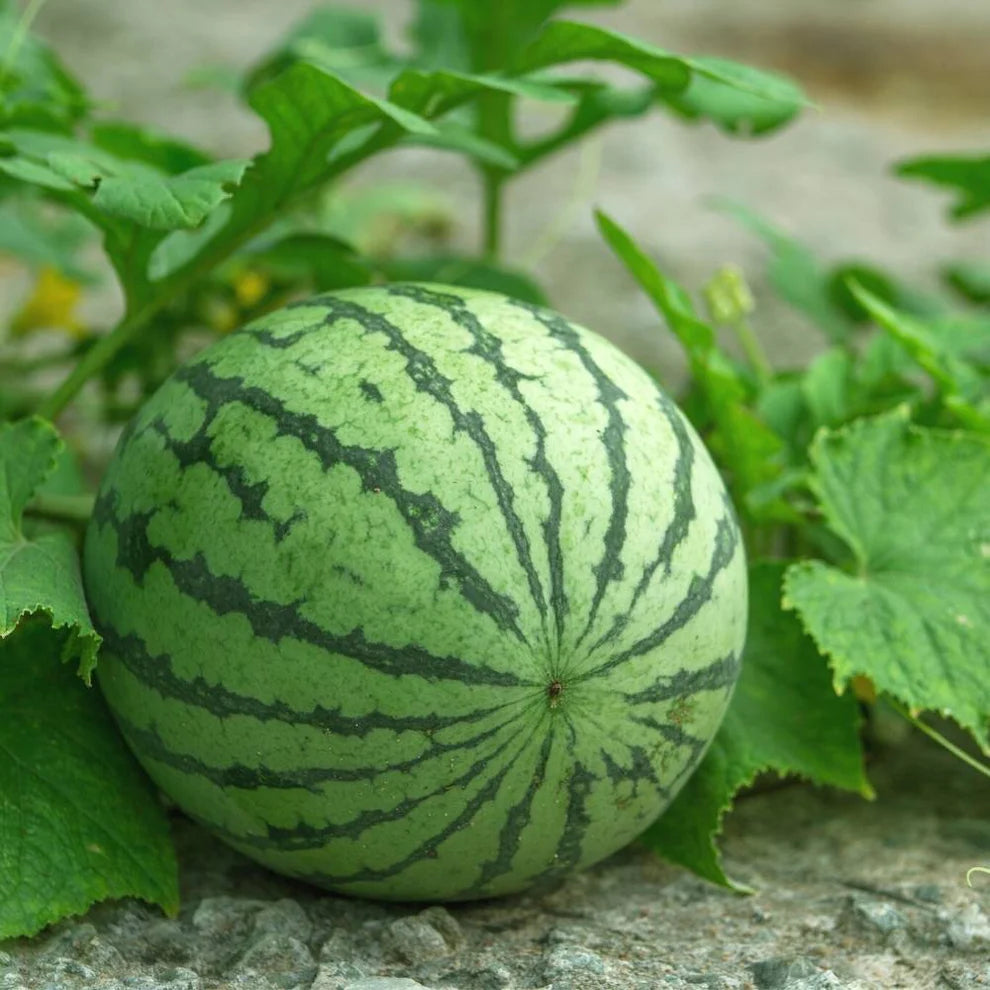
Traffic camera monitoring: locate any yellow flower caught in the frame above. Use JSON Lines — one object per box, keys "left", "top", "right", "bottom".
{"left": 10, "top": 266, "right": 86, "bottom": 338}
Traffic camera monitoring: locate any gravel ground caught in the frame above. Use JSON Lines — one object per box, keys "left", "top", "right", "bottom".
{"left": 4, "top": 2, "right": 989, "bottom": 988}
{"left": 2, "top": 730, "right": 988, "bottom": 990}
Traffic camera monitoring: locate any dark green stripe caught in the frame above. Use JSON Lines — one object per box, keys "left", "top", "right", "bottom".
{"left": 580, "top": 503, "right": 740, "bottom": 680}
{"left": 532, "top": 720, "right": 595, "bottom": 883}
{"left": 304, "top": 293, "right": 545, "bottom": 643}
{"left": 590, "top": 392, "right": 697, "bottom": 652}
{"left": 96, "top": 622, "right": 519, "bottom": 733}
{"left": 465, "top": 728, "right": 555, "bottom": 894}
{"left": 175, "top": 357, "right": 528, "bottom": 645}
{"left": 509, "top": 299, "right": 632, "bottom": 649}
{"left": 212, "top": 711, "right": 545, "bottom": 883}
{"left": 114, "top": 700, "right": 532, "bottom": 792}
{"left": 93, "top": 489, "right": 530, "bottom": 689}
{"left": 620, "top": 651, "right": 740, "bottom": 706}
{"left": 385, "top": 283, "right": 566, "bottom": 650}
{"left": 146, "top": 415, "right": 301, "bottom": 543}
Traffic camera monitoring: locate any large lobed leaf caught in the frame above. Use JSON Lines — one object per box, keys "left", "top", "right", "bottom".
{"left": 0, "top": 622, "right": 178, "bottom": 938}
{"left": 784, "top": 408, "right": 990, "bottom": 751}
{"left": 642, "top": 563, "right": 870, "bottom": 889}
{"left": 0, "top": 417, "right": 99, "bottom": 678}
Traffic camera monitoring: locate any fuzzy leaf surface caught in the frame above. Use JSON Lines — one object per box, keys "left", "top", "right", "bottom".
{"left": 0, "top": 417, "right": 99, "bottom": 678}
{"left": 0, "top": 622, "right": 178, "bottom": 938}
{"left": 784, "top": 408, "right": 990, "bottom": 750}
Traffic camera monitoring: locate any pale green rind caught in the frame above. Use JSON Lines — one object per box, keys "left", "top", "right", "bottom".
{"left": 84, "top": 282, "right": 747, "bottom": 900}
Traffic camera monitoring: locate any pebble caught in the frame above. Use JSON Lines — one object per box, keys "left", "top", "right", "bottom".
{"left": 311, "top": 960, "right": 367, "bottom": 990}
{"left": 120, "top": 969, "right": 201, "bottom": 990}
{"left": 253, "top": 899, "right": 314, "bottom": 942}
{"left": 544, "top": 944, "right": 607, "bottom": 978}
{"left": 945, "top": 902, "right": 990, "bottom": 951}
{"left": 749, "top": 956, "right": 822, "bottom": 988}
{"left": 342, "top": 980, "right": 433, "bottom": 990}
{"left": 384, "top": 914, "right": 453, "bottom": 964}
{"left": 230, "top": 932, "right": 318, "bottom": 987}
{"left": 191, "top": 896, "right": 265, "bottom": 938}
{"left": 847, "top": 896, "right": 907, "bottom": 935}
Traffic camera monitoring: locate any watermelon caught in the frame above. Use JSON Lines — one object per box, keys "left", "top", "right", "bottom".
{"left": 83, "top": 283, "right": 747, "bottom": 901}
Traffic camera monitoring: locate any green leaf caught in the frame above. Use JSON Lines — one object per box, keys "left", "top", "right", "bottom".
{"left": 90, "top": 122, "right": 213, "bottom": 174}
{"left": 424, "top": 0, "right": 623, "bottom": 73}
{"left": 389, "top": 66, "right": 577, "bottom": 118}
{"left": 659, "top": 56, "right": 804, "bottom": 136}
{"left": 783, "top": 408, "right": 990, "bottom": 750}
{"left": 642, "top": 562, "right": 870, "bottom": 889}
{"left": 514, "top": 21, "right": 808, "bottom": 129}
{"left": 801, "top": 348, "right": 854, "bottom": 429}
{"left": 2, "top": 129, "right": 249, "bottom": 231}
{"left": 595, "top": 208, "right": 713, "bottom": 356}
{"left": 512, "top": 20, "right": 692, "bottom": 88}
{"left": 945, "top": 260, "right": 990, "bottom": 305}
{"left": 0, "top": 3, "right": 89, "bottom": 129}
{"left": 719, "top": 200, "right": 852, "bottom": 344}
{"left": 245, "top": 6, "right": 399, "bottom": 93}
{"left": 170, "top": 63, "right": 439, "bottom": 285}
{"left": 245, "top": 232, "right": 371, "bottom": 291}
{"left": 0, "top": 196, "right": 95, "bottom": 279}
{"left": 850, "top": 283, "right": 990, "bottom": 426}
{"left": 0, "top": 620, "right": 178, "bottom": 938}
{"left": 407, "top": 118, "right": 518, "bottom": 168}
{"left": 896, "top": 153, "right": 990, "bottom": 221}
{"left": 596, "top": 209, "right": 786, "bottom": 517}
{"left": 0, "top": 417, "right": 99, "bottom": 679}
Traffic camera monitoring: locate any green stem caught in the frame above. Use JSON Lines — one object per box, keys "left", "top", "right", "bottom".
{"left": 482, "top": 169, "right": 503, "bottom": 260}
{"left": 734, "top": 315, "right": 773, "bottom": 385}
{"left": 0, "top": 0, "right": 48, "bottom": 84}
{"left": 37, "top": 124, "right": 407, "bottom": 421}
{"left": 475, "top": 89, "right": 513, "bottom": 262}
{"left": 891, "top": 701, "right": 990, "bottom": 780}
{"left": 37, "top": 305, "right": 150, "bottom": 421}
{"left": 25, "top": 491, "right": 96, "bottom": 525}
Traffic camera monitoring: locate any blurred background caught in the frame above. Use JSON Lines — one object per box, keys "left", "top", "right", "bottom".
{"left": 24, "top": 0, "right": 990, "bottom": 377}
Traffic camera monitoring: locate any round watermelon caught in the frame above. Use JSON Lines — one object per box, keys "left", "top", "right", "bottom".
{"left": 83, "top": 283, "right": 747, "bottom": 901}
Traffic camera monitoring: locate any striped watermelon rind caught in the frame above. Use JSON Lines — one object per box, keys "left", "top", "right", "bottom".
{"left": 83, "top": 283, "right": 747, "bottom": 901}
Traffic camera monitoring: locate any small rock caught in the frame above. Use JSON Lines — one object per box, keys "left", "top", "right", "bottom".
{"left": 544, "top": 944, "right": 606, "bottom": 979}
{"left": 416, "top": 906, "right": 462, "bottom": 948}
{"left": 154, "top": 967, "right": 202, "bottom": 990}
{"left": 36, "top": 956, "right": 96, "bottom": 986}
{"left": 750, "top": 956, "right": 821, "bottom": 988}
{"left": 253, "top": 900, "right": 313, "bottom": 943}
{"left": 791, "top": 976, "right": 843, "bottom": 990}
{"left": 191, "top": 896, "right": 265, "bottom": 938}
{"left": 311, "top": 960, "right": 367, "bottom": 990}
{"left": 848, "top": 896, "right": 907, "bottom": 935}
{"left": 231, "top": 933, "right": 317, "bottom": 988}
{"left": 140, "top": 920, "right": 192, "bottom": 965}
{"left": 343, "top": 980, "right": 432, "bottom": 990}
{"left": 940, "top": 959, "right": 990, "bottom": 990}
{"left": 121, "top": 970, "right": 201, "bottom": 990}
{"left": 468, "top": 963, "right": 513, "bottom": 988}
{"left": 946, "top": 902, "right": 990, "bottom": 951}
{"left": 384, "top": 916, "right": 450, "bottom": 964}
{"left": 912, "top": 883, "right": 942, "bottom": 904}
